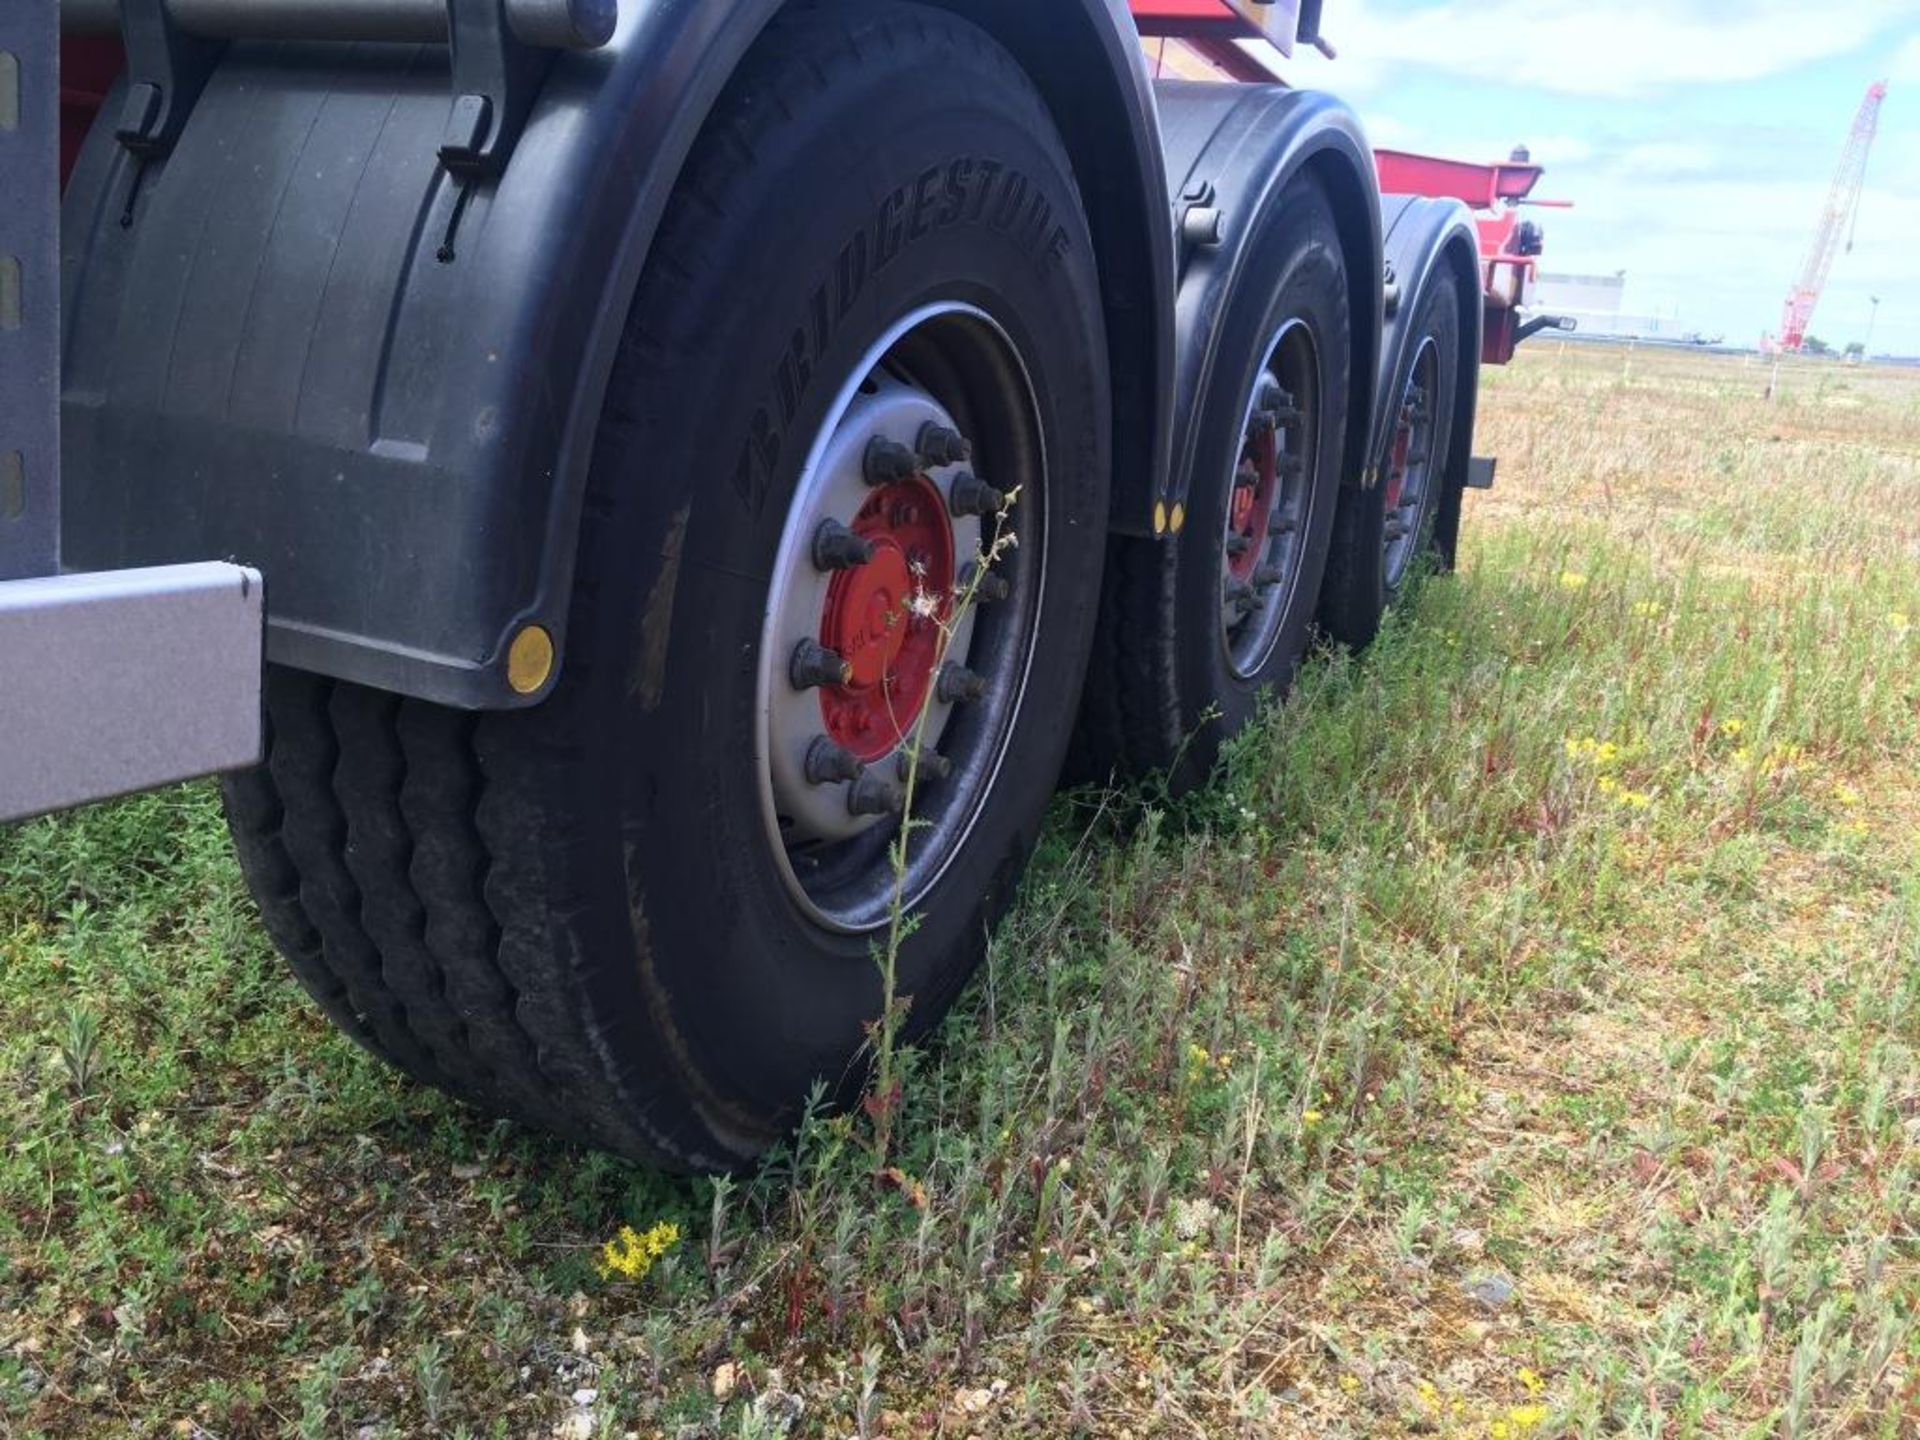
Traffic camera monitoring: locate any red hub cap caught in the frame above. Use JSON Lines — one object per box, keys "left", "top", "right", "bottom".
{"left": 1385, "top": 409, "right": 1414, "bottom": 511}
{"left": 1228, "top": 426, "right": 1280, "bottom": 582}
{"left": 818, "top": 478, "right": 955, "bottom": 762}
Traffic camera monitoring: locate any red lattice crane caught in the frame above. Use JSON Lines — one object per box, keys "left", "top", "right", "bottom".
{"left": 1779, "top": 81, "right": 1888, "bottom": 353}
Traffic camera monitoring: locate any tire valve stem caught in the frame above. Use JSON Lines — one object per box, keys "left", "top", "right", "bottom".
{"left": 937, "top": 663, "right": 988, "bottom": 705}
{"left": 899, "top": 750, "right": 955, "bottom": 783}
{"left": 917, "top": 422, "right": 972, "bottom": 468}
{"left": 791, "top": 639, "right": 852, "bottom": 691}
{"left": 961, "top": 563, "right": 1012, "bottom": 604}
{"left": 848, "top": 771, "right": 905, "bottom": 818}
{"left": 864, "top": 436, "right": 920, "bottom": 487}
{"left": 948, "top": 473, "right": 1006, "bottom": 519}
{"left": 805, "top": 736, "right": 865, "bottom": 786}
{"left": 812, "top": 519, "right": 876, "bottom": 571}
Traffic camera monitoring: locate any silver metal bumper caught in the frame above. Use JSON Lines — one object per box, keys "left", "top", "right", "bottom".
{"left": 0, "top": 563, "right": 264, "bottom": 822}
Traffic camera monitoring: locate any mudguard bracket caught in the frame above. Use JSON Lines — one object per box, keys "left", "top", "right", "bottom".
{"left": 441, "top": 0, "right": 555, "bottom": 178}
{"left": 114, "top": 0, "right": 221, "bottom": 159}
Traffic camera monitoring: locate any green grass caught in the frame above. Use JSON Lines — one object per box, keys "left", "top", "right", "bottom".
{"left": 4, "top": 346, "right": 1919, "bottom": 1438}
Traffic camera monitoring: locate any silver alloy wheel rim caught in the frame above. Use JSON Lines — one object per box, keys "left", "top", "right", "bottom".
{"left": 1383, "top": 335, "right": 1440, "bottom": 590}
{"left": 754, "top": 303, "right": 1048, "bottom": 935}
{"left": 1220, "top": 317, "right": 1322, "bottom": 681}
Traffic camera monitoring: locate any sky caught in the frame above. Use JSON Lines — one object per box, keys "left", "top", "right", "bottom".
{"left": 1264, "top": 0, "right": 1920, "bottom": 355}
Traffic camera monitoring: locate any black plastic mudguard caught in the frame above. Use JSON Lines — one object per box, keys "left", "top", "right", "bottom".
{"left": 60, "top": 0, "right": 1176, "bottom": 709}
{"left": 1375, "top": 194, "right": 1481, "bottom": 566}
{"left": 1151, "top": 80, "right": 1383, "bottom": 525}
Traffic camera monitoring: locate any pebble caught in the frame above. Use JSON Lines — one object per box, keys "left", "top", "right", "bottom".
{"left": 1462, "top": 1271, "right": 1516, "bottom": 1311}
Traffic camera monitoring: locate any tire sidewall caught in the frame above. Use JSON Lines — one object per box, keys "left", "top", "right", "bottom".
{"left": 547, "top": 21, "right": 1109, "bottom": 1144}
{"left": 1327, "top": 266, "right": 1463, "bottom": 642}
{"left": 1172, "top": 182, "right": 1351, "bottom": 776}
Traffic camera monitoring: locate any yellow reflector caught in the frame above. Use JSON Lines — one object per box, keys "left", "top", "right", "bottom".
{"left": 507, "top": 625, "right": 555, "bottom": 695}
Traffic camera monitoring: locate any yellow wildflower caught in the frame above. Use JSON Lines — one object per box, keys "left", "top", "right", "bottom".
{"left": 1339, "top": 1373, "right": 1360, "bottom": 1394}
{"left": 597, "top": 1221, "right": 681, "bottom": 1283}
{"left": 1301, "top": 1109, "right": 1324, "bottom": 1128}
{"left": 1718, "top": 717, "right": 1745, "bottom": 738}
{"left": 1631, "top": 599, "right": 1662, "bottom": 618}
{"left": 1890, "top": 611, "right": 1911, "bottom": 630}
{"left": 1835, "top": 784, "right": 1861, "bottom": 806}
{"left": 1508, "top": 1403, "right": 1551, "bottom": 1431}
{"left": 1617, "top": 789, "right": 1652, "bottom": 810}
{"left": 1518, "top": 1368, "right": 1544, "bottom": 1396}
{"left": 1559, "top": 572, "right": 1588, "bottom": 591}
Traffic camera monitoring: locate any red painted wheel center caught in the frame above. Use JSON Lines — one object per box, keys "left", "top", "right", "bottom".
{"left": 1229, "top": 426, "right": 1280, "bottom": 581}
{"left": 819, "top": 478, "right": 956, "bottom": 762}
{"left": 1386, "top": 412, "right": 1414, "bottom": 511}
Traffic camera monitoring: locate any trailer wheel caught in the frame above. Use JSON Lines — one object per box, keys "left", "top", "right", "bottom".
{"left": 1320, "top": 267, "right": 1463, "bottom": 648}
{"left": 222, "top": 2, "right": 1109, "bottom": 1170}
{"left": 1080, "top": 175, "right": 1349, "bottom": 794}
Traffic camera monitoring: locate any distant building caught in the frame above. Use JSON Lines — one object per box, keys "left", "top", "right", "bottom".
{"left": 1530, "top": 271, "right": 1712, "bottom": 344}
{"left": 1534, "top": 272, "right": 1625, "bottom": 324}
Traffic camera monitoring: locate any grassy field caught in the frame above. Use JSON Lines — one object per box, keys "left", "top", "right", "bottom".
{"left": 4, "top": 345, "right": 1919, "bottom": 1438}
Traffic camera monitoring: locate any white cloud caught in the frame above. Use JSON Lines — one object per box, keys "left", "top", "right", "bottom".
{"left": 1286, "top": 0, "right": 1920, "bottom": 98}
{"left": 1616, "top": 142, "right": 1719, "bottom": 177}
{"left": 1893, "top": 33, "right": 1920, "bottom": 81}
{"left": 1361, "top": 113, "right": 1593, "bottom": 167}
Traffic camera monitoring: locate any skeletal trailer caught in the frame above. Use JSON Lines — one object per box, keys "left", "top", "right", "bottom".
{"left": 2, "top": 0, "right": 1564, "bottom": 1168}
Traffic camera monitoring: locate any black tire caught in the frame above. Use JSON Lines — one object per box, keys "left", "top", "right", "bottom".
{"left": 1319, "top": 267, "right": 1463, "bottom": 649}
{"left": 222, "top": 2, "right": 1110, "bottom": 1170}
{"left": 1079, "top": 175, "right": 1350, "bottom": 796}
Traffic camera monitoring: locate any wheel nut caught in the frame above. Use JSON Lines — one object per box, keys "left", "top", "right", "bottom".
{"left": 937, "top": 663, "right": 988, "bottom": 705}
{"left": 812, "top": 519, "right": 876, "bottom": 571}
{"left": 848, "top": 771, "right": 905, "bottom": 818}
{"left": 917, "top": 423, "right": 971, "bottom": 468}
{"left": 899, "top": 750, "right": 954, "bottom": 783}
{"left": 805, "top": 736, "right": 864, "bottom": 786}
{"left": 1385, "top": 518, "right": 1411, "bottom": 542}
{"left": 1253, "top": 564, "right": 1285, "bottom": 590}
{"left": 948, "top": 472, "right": 1006, "bottom": 519}
{"left": 1225, "top": 534, "right": 1253, "bottom": 559}
{"left": 1261, "top": 404, "right": 1305, "bottom": 431}
{"left": 961, "top": 563, "right": 1012, "bottom": 604}
{"left": 864, "top": 436, "right": 919, "bottom": 487}
{"left": 1225, "top": 577, "right": 1258, "bottom": 614}
{"left": 791, "top": 639, "right": 852, "bottom": 690}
